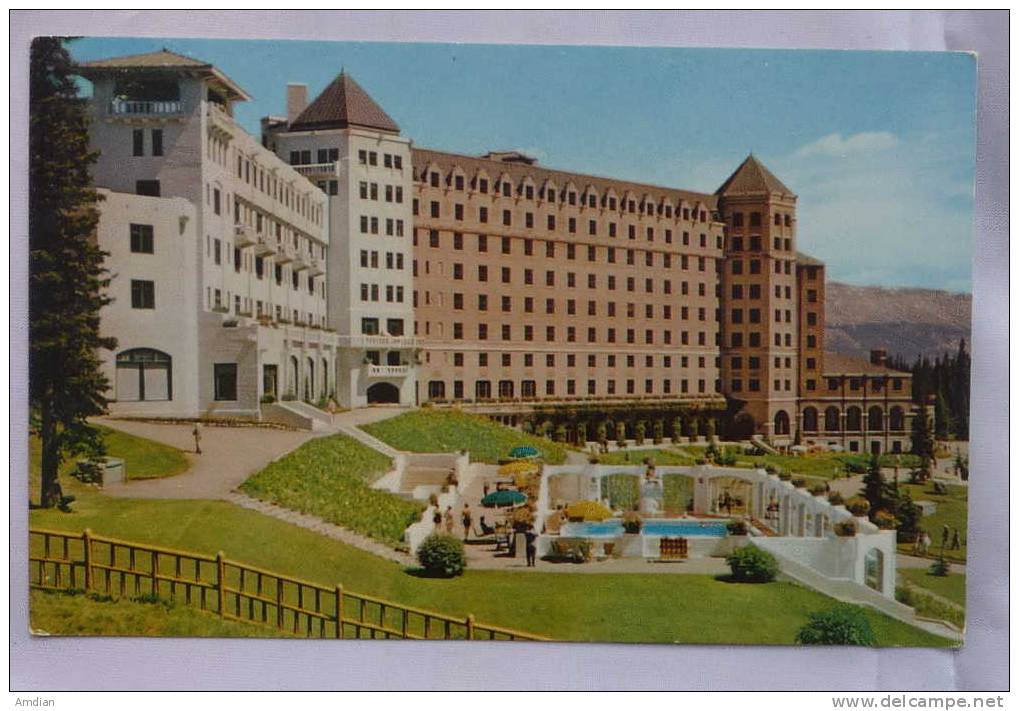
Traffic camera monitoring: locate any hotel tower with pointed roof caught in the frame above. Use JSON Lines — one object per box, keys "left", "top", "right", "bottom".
{"left": 79, "top": 49, "right": 916, "bottom": 453}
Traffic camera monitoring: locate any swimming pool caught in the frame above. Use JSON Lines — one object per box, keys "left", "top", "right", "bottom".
{"left": 560, "top": 519, "right": 728, "bottom": 538}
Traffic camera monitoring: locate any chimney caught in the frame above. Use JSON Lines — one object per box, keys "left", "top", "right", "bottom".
{"left": 287, "top": 83, "right": 308, "bottom": 125}
{"left": 869, "top": 349, "right": 887, "bottom": 366}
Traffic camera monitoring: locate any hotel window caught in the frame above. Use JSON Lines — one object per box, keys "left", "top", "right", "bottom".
{"left": 503, "top": 210, "right": 512, "bottom": 226}
{"left": 213, "top": 364, "right": 238, "bottom": 401}
{"left": 132, "top": 129, "right": 144, "bottom": 156}
{"left": 430, "top": 201, "right": 440, "bottom": 218}
{"left": 479, "top": 207, "right": 488, "bottom": 223}
{"left": 749, "top": 332, "right": 761, "bottom": 347}
{"left": 130, "top": 280, "right": 155, "bottom": 309}
{"left": 609, "top": 222, "right": 617, "bottom": 237}
{"left": 479, "top": 178, "right": 489, "bottom": 194}
{"left": 568, "top": 218, "right": 576, "bottom": 234}
{"left": 807, "top": 312, "right": 818, "bottom": 326}
{"left": 501, "top": 295, "right": 511, "bottom": 312}
{"left": 628, "top": 225, "right": 636, "bottom": 240}
{"left": 135, "top": 180, "right": 160, "bottom": 197}
{"left": 525, "top": 212, "right": 534, "bottom": 228}
{"left": 478, "top": 294, "right": 488, "bottom": 311}
{"left": 477, "top": 234, "right": 488, "bottom": 252}
{"left": 151, "top": 129, "right": 163, "bottom": 157}
{"left": 358, "top": 149, "right": 367, "bottom": 164}
{"left": 546, "top": 326, "right": 555, "bottom": 342}
{"left": 546, "top": 271, "right": 555, "bottom": 287}
{"left": 453, "top": 264, "right": 463, "bottom": 280}
{"left": 501, "top": 267, "right": 511, "bottom": 283}
{"left": 454, "top": 204, "right": 464, "bottom": 220}
{"left": 454, "top": 175, "right": 464, "bottom": 190}
{"left": 806, "top": 335, "right": 817, "bottom": 348}
{"left": 524, "top": 239, "right": 533, "bottom": 255}
{"left": 545, "top": 242, "right": 555, "bottom": 258}
{"left": 524, "top": 325, "right": 533, "bottom": 341}
{"left": 129, "top": 224, "right": 154, "bottom": 254}
{"left": 453, "top": 293, "right": 463, "bottom": 310}
{"left": 588, "top": 220, "right": 597, "bottom": 236}
{"left": 546, "top": 298, "right": 556, "bottom": 315}
{"left": 749, "top": 260, "right": 761, "bottom": 274}
{"left": 429, "top": 172, "right": 440, "bottom": 187}
{"left": 478, "top": 265, "right": 488, "bottom": 282}
{"left": 453, "top": 232, "right": 463, "bottom": 250}
{"left": 524, "top": 269, "right": 533, "bottom": 285}
{"left": 524, "top": 297, "right": 534, "bottom": 313}
{"left": 547, "top": 215, "right": 556, "bottom": 230}
{"left": 502, "top": 353, "right": 512, "bottom": 367}
{"left": 478, "top": 324, "right": 489, "bottom": 340}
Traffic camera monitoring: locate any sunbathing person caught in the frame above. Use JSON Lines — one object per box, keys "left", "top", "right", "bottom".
{"left": 476, "top": 516, "right": 497, "bottom": 536}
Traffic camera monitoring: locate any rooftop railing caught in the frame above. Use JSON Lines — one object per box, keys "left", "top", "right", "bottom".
{"left": 109, "top": 99, "right": 184, "bottom": 116}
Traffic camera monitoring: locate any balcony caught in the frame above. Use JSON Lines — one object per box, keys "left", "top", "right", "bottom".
{"left": 253, "top": 234, "right": 276, "bottom": 257}
{"left": 339, "top": 334, "right": 422, "bottom": 349}
{"left": 307, "top": 256, "right": 324, "bottom": 276}
{"left": 109, "top": 99, "right": 184, "bottom": 116}
{"left": 291, "top": 252, "right": 309, "bottom": 271}
{"left": 234, "top": 224, "right": 255, "bottom": 248}
{"left": 292, "top": 162, "right": 340, "bottom": 178}
{"left": 274, "top": 242, "right": 294, "bottom": 263}
{"left": 366, "top": 364, "right": 410, "bottom": 378}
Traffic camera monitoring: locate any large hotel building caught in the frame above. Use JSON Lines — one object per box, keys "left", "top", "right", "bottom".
{"left": 79, "top": 50, "right": 917, "bottom": 454}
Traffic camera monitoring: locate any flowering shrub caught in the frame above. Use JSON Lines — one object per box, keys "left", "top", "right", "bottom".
{"left": 725, "top": 545, "right": 778, "bottom": 582}
{"left": 565, "top": 500, "right": 613, "bottom": 522}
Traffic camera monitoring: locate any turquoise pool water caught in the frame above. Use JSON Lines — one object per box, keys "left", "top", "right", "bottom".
{"left": 560, "top": 519, "right": 728, "bottom": 538}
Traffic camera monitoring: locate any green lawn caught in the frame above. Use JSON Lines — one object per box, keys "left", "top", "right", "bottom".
{"left": 28, "top": 426, "right": 188, "bottom": 500}
{"left": 362, "top": 409, "right": 568, "bottom": 464}
{"left": 28, "top": 474, "right": 952, "bottom": 646}
{"left": 899, "top": 568, "right": 966, "bottom": 607}
{"left": 896, "top": 482, "right": 969, "bottom": 563}
{"left": 239, "top": 434, "right": 423, "bottom": 548}
{"left": 29, "top": 589, "right": 292, "bottom": 637}
{"left": 598, "top": 448, "right": 697, "bottom": 466}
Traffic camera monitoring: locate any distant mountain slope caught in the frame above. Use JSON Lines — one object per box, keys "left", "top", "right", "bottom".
{"left": 825, "top": 282, "right": 972, "bottom": 362}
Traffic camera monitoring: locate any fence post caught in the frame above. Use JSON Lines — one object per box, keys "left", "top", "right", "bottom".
{"left": 466, "top": 614, "right": 475, "bottom": 641}
{"left": 276, "top": 579, "right": 284, "bottom": 630}
{"left": 216, "top": 551, "right": 226, "bottom": 617}
{"left": 82, "top": 529, "right": 93, "bottom": 592}
{"left": 335, "top": 584, "right": 344, "bottom": 639}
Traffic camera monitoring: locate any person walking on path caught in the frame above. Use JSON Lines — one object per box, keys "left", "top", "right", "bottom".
{"left": 443, "top": 506, "right": 455, "bottom": 535}
{"left": 524, "top": 525, "right": 538, "bottom": 567}
{"left": 192, "top": 424, "right": 202, "bottom": 455}
{"left": 941, "top": 524, "right": 950, "bottom": 550}
{"left": 921, "top": 530, "right": 932, "bottom": 556}
{"left": 432, "top": 508, "right": 443, "bottom": 533}
{"left": 951, "top": 528, "right": 962, "bottom": 550}
{"left": 461, "top": 503, "right": 472, "bottom": 542}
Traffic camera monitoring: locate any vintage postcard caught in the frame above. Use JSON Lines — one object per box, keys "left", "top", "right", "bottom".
{"left": 28, "top": 36, "right": 975, "bottom": 647}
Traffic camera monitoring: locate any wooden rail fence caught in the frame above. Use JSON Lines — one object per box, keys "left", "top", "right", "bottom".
{"left": 29, "top": 528, "right": 546, "bottom": 642}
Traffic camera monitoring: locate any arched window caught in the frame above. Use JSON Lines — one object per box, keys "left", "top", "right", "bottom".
{"left": 321, "top": 357, "right": 329, "bottom": 398}
{"left": 889, "top": 406, "right": 905, "bottom": 431}
{"left": 427, "top": 381, "right": 445, "bottom": 400}
{"left": 802, "top": 407, "right": 819, "bottom": 432}
{"left": 305, "top": 357, "right": 315, "bottom": 401}
{"left": 116, "top": 348, "right": 172, "bottom": 401}
{"left": 868, "top": 406, "right": 884, "bottom": 431}
{"left": 288, "top": 355, "right": 299, "bottom": 397}
{"left": 773, "top": 410, "right": 790, "bottom": 436}
{"left": 824, "top": 406, "right": 840, "bottom": 432}
{"left": 846, "top": 406, "right": 862, "bottom": 432}
{"left": 475, "top": 380, "right": 491, "bottom": 400}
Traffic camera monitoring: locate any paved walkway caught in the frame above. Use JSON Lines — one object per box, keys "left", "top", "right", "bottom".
{"left": 99, "top": 418, "right": 314, "bottom": 500}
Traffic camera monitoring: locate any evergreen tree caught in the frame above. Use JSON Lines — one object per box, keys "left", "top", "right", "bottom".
{"left": 29, "top": 38, "right": 116, "bottom": 507}
{"left": 910, "top": 405, "right": 935, "bottom": 483}
{"left": 860, "top": 453, "right": 893, "bottom": 519}
{"left": 934, "top": 389, "right": 952, "bottom": 440}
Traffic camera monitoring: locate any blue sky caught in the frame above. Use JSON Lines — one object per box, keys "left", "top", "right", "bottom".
{"left": 70, "top": 38, "right": 976, "bottom": 292}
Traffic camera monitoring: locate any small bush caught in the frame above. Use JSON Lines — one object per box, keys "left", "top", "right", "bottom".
{"left": 622, "top": 511, "right": 642, "bottom": 534}
{"left": 833, "top": 519, "right": 858, "bottom": 537}
{"left": 810, "top": 484, "right": 828, "bottom": 496}
{"left": 726, "top": 519, "right": 749, "bottom": 536}
{"left": 725, "top": 545, "right": 778, "bottom": 583}
{"left": 791, "top": 477, "right": 807, "bottom": 488}
{"left": 796, "top": 604, "right": 876, "bottom": 646}
{"left": 416, "top": 534, "right": 467, "bottom": 577}
{"left": 846, "top": 496, "right": 871, "bottom": 517}
{"left": 827, "top": 492, "right": 844, "bottom": 506}
{"left": 929, "top": 557, "right": 951, "bottom": 577}
{"left": 872, "top": 510, "right": 898, "bottom": 530}
{"left": 777, "top": 471, "right": 792, "bottom": 482}
{"left": 566, "top": 500, "right": 613, "bottom": 522}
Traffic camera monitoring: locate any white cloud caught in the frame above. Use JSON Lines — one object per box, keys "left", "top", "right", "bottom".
{"left": 795, "top": 131, "right": 899, "bottom": 158}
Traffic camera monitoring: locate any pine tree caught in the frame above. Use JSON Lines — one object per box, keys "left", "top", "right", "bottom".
{"left": 860, "top": 453, "right": 892, "bottom": 519}
{"left": 910, "top": 405, "right": 935, "bottom": 483}
{"left": 29, "top": 37, "right": 116, "bottom": 508}
{"left": 934, "top": 389, "right": 952, "bottom": 440}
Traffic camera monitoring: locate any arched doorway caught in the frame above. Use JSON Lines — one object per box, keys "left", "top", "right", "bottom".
{"left": 802, "top": 407, "right": 819, "bottom": 432}
{"left": 367, "top": 382, "right": 400, "bottom": 404}
{"left": 116, "top": 348, "right": 172, "bottom": 401}
{"left": 824, "top": 406, "right": 840, "bottom": 432}
{"left": 288, "top": 355, "right": 299, "bottom": 398}
{"left": 864, "top": 548, "right": 885, "bottom": 592}
{"left": 773, "top": 410, "right": 791, "bottom": 436}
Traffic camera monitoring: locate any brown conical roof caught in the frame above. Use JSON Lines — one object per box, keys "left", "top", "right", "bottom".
{"left": 715, "top": 154, "right": 795, "bottom": 198}
{"left": 289, "top": 72, "right": 399, "bottom": 134}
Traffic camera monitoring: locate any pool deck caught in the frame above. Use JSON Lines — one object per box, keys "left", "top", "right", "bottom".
{"left": 461, "top": 538, "right": 732, "bottom": 573}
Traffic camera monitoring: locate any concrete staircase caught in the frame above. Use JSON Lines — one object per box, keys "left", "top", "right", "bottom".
{"left": 263, "top": 400, "right": 332, "bottom": 432}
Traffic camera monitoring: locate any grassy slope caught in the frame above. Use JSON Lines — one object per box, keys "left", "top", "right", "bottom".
{"left": 899, "top": 569, "right": 966, "bottom": 607}
{"left": 239, "top": 434, "right": 422, "bottom": 547}
{"left": 362, "top": 409, "right": 568, "bottom": 464}
{"left": 28, "top": 478, "right": 951, "bottom": 646}
{"left": 28, "top": 426, "right": 188, "bottom": 493}
{"left": 597, "top": 448, "right": 697, "bottom": 466}
{"left": 895, "top": 483, "right": 969, "bottom": 562}
{"left": 29, "top": 589, "right": 291, "bottom": 637}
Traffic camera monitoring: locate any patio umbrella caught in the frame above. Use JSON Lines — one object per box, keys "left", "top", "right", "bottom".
{"left": 509, "top": 446, "right": 539, "bottom": 459}
{"left": 481, "top": 490, "right": 528, "bottom": 508}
